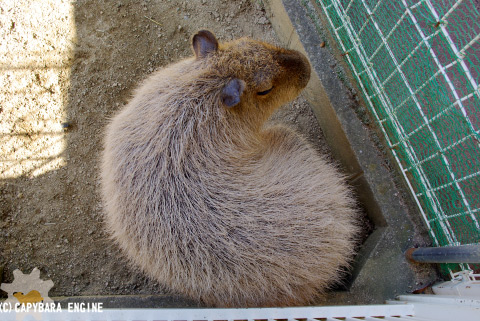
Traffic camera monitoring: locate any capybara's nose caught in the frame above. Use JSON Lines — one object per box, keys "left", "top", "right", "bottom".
{"left": 276, "top": 49, "right": 311, "bottom": 88}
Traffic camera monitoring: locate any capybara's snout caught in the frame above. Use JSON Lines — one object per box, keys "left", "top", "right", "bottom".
{"left": 276, "top": 49, "right": 311, "bottom": 89}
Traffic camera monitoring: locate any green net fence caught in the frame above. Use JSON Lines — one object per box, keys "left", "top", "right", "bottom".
{"left": 315, "top": 0, "right": 480, "bottom": 274}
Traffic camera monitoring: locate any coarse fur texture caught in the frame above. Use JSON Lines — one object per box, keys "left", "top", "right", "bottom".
{"left": 101, "top": 30, "right": 359, "bottom": 307}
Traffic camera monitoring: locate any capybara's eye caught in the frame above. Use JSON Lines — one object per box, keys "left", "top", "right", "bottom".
{"left": 257, "top": 86, "right": 274, "bottom": 96}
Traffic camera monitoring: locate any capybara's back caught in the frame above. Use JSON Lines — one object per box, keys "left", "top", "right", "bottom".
{"left": 101, "top": 30, "right": 359, "bottom": 307}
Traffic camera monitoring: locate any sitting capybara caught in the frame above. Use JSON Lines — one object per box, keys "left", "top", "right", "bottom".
{"left": 101, "top": 30, "right": 359, "bottom": 307}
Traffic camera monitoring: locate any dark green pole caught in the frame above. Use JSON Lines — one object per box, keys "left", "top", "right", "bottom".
{"left": 405, "top": 245, "right": 480, "bottom": 263}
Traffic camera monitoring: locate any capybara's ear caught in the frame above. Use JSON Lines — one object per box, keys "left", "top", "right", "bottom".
{"left": 192, "top": 30, "right": 218, "bottom": 58}
{"left": 221, "top": 78, "right": 245, "bottom": 108}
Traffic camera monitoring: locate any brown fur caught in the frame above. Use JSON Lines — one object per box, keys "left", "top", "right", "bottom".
{"left": 101, "top": 30, "right": 359, "bottom": 307}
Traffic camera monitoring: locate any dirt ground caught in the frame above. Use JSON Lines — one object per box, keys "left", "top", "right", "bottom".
{"left": 0, "top": 0, "right": 339, "bottom": 300}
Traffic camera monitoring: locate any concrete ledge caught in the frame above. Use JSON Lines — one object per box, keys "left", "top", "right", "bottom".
{"left": 264, "top": 0, "right": 436, "bottom": 304}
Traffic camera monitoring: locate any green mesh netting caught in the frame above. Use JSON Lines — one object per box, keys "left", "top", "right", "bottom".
{"left": 316, "top": 0, "right": 480, "bottom": 274}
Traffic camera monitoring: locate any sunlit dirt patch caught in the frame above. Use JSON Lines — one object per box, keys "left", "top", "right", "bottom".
{"left": 0, "top": 0, "right": 75, "bottom": 178}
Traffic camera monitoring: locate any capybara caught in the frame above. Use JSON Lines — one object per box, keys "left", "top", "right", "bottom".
{"left": 101, "top": 30, "right": 359, "bottom": 307}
